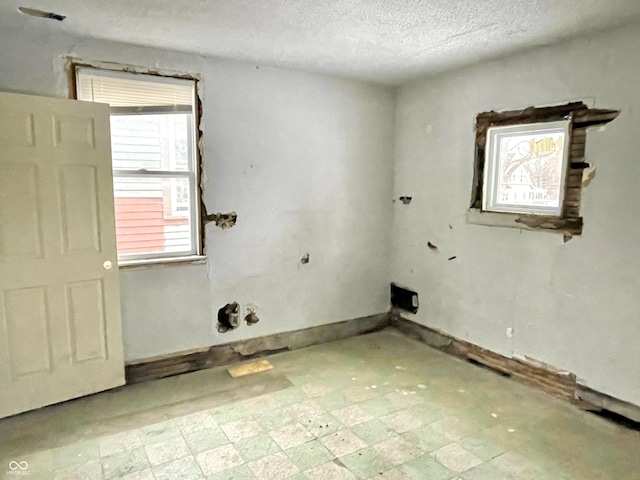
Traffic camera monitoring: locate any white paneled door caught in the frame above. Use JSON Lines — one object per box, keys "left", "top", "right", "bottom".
{"left": 0, "top": 92, "right": 124, "bottom": 419}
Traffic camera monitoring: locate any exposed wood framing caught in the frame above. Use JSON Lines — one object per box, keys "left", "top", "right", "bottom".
{"left": 470, "top": 102, "right": 620, "bottom": 235}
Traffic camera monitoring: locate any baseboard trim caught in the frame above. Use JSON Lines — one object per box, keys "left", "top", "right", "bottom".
{"left": 125, "top": 312, "right": 390, "bottom": 384}
{"left": 576, "top": 384, "right": 640, "bottom": 423}
{"left": 391, "top": 313, "right": 577, "bottom": 402}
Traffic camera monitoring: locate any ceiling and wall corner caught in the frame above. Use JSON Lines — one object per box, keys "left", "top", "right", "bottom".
{"left": 1, "top": 0, "right": 640, "bottom": 84}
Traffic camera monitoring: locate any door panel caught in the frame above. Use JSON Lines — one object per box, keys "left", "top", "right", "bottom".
{"left": 59, "top": 165, "right": 101, "bottom": 254}
{"left": 0, "top": 92, "right": 124, "bottom": 419}
{"left": 0, "top": 164, "right": 43, "bottom": 258}
{"left": 66, "top": 279, "right": 107, "bottom": 363}
{"left": 4, "top": 286, "right": 52, "bottom": 377}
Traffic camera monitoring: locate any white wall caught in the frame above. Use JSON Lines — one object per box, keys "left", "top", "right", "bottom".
{"left": 392, "top": 23, "right": 640, "bottom": 405}
{"left": 0, "top": 27, "right": 395, "bottom": 361}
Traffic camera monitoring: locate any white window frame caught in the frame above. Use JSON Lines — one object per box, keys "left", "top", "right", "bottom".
{"left": 75, "top": 67, "right": 202, "bottom": 265}
{"left": 482, "top": 120, "right": 571, "bottom": 216}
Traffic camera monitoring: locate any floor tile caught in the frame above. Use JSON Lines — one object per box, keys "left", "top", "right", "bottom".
{"left": 51, "top": 440, "right": 100, "bottom": 470}
{"left": 339, "top": 446, "right": 394, "bottom": 479}
{"left": 331, "top": 405, "right": 374, "bottom": 427}
{"left": 233, "top": 434, "right": 281, "bottom": 462}
{"left": 458, "top": 433, "right": 506, "bottom": 461}
{"left": 117, "top": 468, "right": 155, "bottom": 480}
{"left": 320, "top": 430, "right": 368, "bottom": 457}
{"left": 459, "top": 462, "right": 516, "bottom": 480}
{"left": 176, "top": 412, "right": 219, "bottom": 435}
{"left": 350, "top": 419, "right": 395, "bottom": 445}
{"left": 284, "top": 439, "right": 334, "bottom": 471}
{"left": 254, "top": 408, "right": 296, "bottom": 431}
{"left": 4, "top": 331, "right": 640, "bottom": 480}
{"left": 380, "top": 410, "right": 423, "bottom": 434}
{"left": 384, "top": 390, "right": 425, "bottom": 409}
{"left": 304, "top": 413, "right": 344, "bottom": 437}
{"left": 184, "top": 426, "right": 230, "bottom": 454}
{"left": 304, "top": 460, "right": 357, "bottom": 480}
{"left": 373, "top": 436, "right": 423, "bottom": 466}
{"left": 288, "top": 400, "right": 326, "bottom": 423}
{"left": 490, "top": 450, "right": 546, "bottom": 480}
{"left": 205, "top": 463, "right": 256, "bottom": 479}
{"left": 220, "top": 419, "right": 263, "bottom": 443}
{"left": 98, "top": 431, "right": 143, "bottom": 457}
{"left": 400, "top": 454, "right": 454, "bottom": 480}
{"left": 343, "top": 386, "right": 379, "bottom": 403}
{"left": 401, "top": 425, "right": 452, "bottom": 453}
{"left": 269, "top": 422, "right": 314, "bottom": 450}
{"left": 144, "top": 436, "right": 190, "bottom": 466}
{"left": 196, "top": 444, "right": 243, "bottom": 476}
{"left": 369, "top": 468, "right": 412, "bottom": 480}
{"left": 101, "top": 447, "right": 149, "bottom": 479}
{"left": 314, "top": 392, "right": 352, "bottom": 411}
{"left": 301, "top": 381, "right": 334, "bottom": 398}
{"left": 359, "top": 397, "right": 399, "bottom": 418}
{"left": 140, "top": 420, "right": 182, "bottom": 445}
{"left": 240, "top": 394, "right": 281, "bottom": 415}
{"left": 153, "top": 455, "right": 204, "bottom": 480}
{"left": 270, "top": 387, "right": 308, "bottom": 406}
{"left": 53, "top": 459, "right": 103, "bottom": 480}
{"left": 209, "top": 404, "right": 251, "bottom": 425}
{"left": 431, "top": 443, "right": 482, "bottom": 473}
{"left": 429, "top": 416, "right": 478, "bottom": 441}
{"left": 247, "top": 452, "right": 299, "bottom": 480}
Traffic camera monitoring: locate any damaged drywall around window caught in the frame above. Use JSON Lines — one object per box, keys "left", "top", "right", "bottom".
{"left": 204, "top": 211, "right": 238, "bottom": 230}
{"left": 468, "top": 102, "right": 620, "bottom": 235}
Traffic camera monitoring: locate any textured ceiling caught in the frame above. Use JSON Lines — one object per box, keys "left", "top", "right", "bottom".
{"left": 2, "top": 0, "right": 640, "bottom": 84}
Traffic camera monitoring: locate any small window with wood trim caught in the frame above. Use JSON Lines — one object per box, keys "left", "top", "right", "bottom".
{"left": 469, "top": 102, "right": 619, "bottom": 236}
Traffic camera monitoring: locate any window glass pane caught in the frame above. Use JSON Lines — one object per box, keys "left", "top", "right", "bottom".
{"left": 483, "top": 121, "right": 569, "bottom": 216}
{"left": 495, "top": 130, "right": 566, "bottom": 209}
{"left": 113, "top": 176, "right": 193, "bottom": 257}
{"left": 110, "top": 114, "right": 191, "bottom": 171}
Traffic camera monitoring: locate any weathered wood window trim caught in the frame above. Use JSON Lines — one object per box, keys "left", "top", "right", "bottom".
{"left": 468, "top": 102, "right": 619, "bottom": 236}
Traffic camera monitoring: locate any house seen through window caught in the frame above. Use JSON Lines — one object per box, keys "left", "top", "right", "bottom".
{"left": 483, "top": 120, "right": 570, "bottom": 216}
{"left": 75, "top": 68, "right": 201, "bottom": 264}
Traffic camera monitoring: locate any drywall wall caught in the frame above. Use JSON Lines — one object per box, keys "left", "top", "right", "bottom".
{"left": 0, "top": 27, "right": 394, "bottom": 361}
{"left": 392, "top": 23, "right": 640, "bottom": 406}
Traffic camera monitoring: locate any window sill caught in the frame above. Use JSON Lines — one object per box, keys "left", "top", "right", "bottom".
{"left": 466, "top": 208, "right": 582, "bottom": 235}
{"left": 118, "top": 255, "right": 207, "bottom": 269}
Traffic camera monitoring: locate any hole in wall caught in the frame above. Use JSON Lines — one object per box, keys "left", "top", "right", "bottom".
{"left": 391, "top": 283, "right": 419, "bottom": 314}
{"left": 18, "top": 6, "right": 66, "bottom": 21}
{"left": 217, "top": 302, "right": 240, "bottom": 333}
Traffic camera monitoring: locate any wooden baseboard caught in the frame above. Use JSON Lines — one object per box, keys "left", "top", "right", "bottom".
{"left": 391, "top": 313, "right": 576, "bottom": 402}
{"left": 576, "top": 384, "right": 640, "bottom": 423}
{"left": 125, "top": 312, "right": 390, "bottom": 384}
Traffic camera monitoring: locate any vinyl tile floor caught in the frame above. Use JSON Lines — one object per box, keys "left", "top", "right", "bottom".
{"left": 1, "top": 330, "right": 639, "bottom": 479}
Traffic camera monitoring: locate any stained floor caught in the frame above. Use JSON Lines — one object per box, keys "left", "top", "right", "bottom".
{"left": 1, "top": 330, "right": 638, "bottom": 479}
